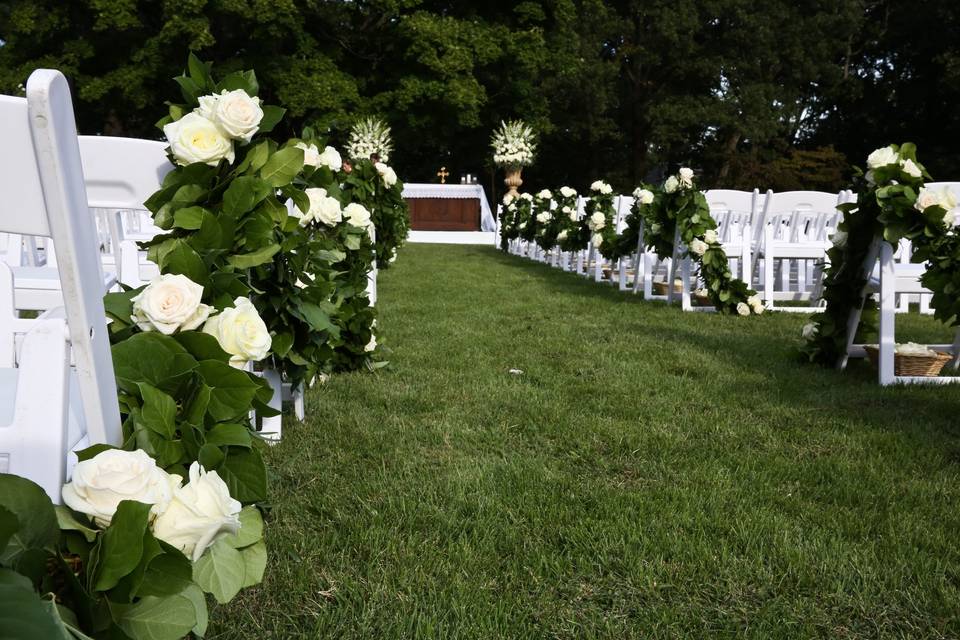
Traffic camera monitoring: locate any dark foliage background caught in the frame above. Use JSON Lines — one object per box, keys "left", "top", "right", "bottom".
{"left": 2, "top": 0, "right": 957, "bottom": 198}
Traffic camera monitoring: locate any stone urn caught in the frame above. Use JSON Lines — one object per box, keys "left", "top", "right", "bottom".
{"left": 504, "top": 167, "right": 523, "bottom": 198}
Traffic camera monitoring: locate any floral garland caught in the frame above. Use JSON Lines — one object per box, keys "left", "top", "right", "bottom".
{"left": 0, "top": 55, "right": 286, "bottom": 639}
{"left": 642, "top": 168, "right": 763, "bottom": 315}
{"left": 608, "top": 186, "right": 655, "bottom": 260}
{"left": 555, "top": 186, "right": 586, "bottom": 252}
{"left": 516, "top": 193, "right": 537, "bottom": 244}
{"left": 583, "top": 180, "right": 618, "bottom": 258}
{"left": 533, "top": 189, "right": 561, "bottom": 251}
{"left": 801, "top": 143, "right": 957, "bottom": 364}
{"left": 491, "top": 119, "right": 537, "bottom": 169}
{"left": 499, "top": 194, "right": 521, "bottom": 251}
{"left": 346, "top": 116, "right": 393, "bottom": 163}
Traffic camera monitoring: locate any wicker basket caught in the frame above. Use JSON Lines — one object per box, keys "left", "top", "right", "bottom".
{"left": 652, "top": 280, "right": 684, "bottom": 295}
{"left": 863, "top": 345, "right": 954, "bottom": 377}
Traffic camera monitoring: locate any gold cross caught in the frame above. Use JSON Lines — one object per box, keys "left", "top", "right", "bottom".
{"left": 437, "top": 166, "right": 449, "bottom": 184}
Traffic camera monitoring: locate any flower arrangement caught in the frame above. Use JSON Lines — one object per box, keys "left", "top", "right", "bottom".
{"left": 533, "top": 189, "right": 563, "bottom": 251}
{"left": 584, "top": 180, "right": 619, "bottom": 257}
{"left": 343, "top": 156, "right": 410, "bottom": 270}
{"left": 346, "top": 116, "right": 393, "bottom": 163}
{"left": 516, "top": 193, "right": 537, "bottom": 244}
{"left": 641, "top": 168, "right": 762, "bottom": 315}
{"left": 499, "top": 194, "right": 521, "bottom": 250}
{"left": 555, "top": 186, "right": 585, "bottom": 252}
{"left": 608, "top": 186, "right": 655, "bottom": 261}
{"left": 801, "top": 143, "right": 959, "bottom": 365}
{"left": 491, "top": 120, "right": 537, "bottom": 169}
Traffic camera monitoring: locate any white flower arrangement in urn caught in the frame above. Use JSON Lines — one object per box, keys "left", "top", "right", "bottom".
{"left": 491, "top": 119, "right": 537, "bottom": 198}
{"left": 346, "top": 116, "right": 394, "bottom": 163}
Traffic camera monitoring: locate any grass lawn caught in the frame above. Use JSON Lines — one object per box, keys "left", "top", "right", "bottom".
{"left": 212, "top": 243, "right": 960, "bottom": 639}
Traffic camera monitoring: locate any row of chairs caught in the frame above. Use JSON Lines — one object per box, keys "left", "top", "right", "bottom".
{"left": 1, "top": 69, "right": 378, "bottom": 501}
{"left": 499, "top": 186, "right": 960, "bottom": 385}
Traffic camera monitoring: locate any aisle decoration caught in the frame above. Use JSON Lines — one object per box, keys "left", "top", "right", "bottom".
{"left": 516, "top": 193, "right": 537, "bottom": 245}
{"left": 609, "top": 186, "right": 655, "bottom": 260}
{"left": 583, "top": 180, "right": 618, "bottom": 257}
{"left": 343, "top": 118, "right": 410, "bottom": 268}
{"left": 533, "top": 189, "right": 561, "bottom": 251}
{"left": 642, "top": 168, "right": 762, "bottom": 315}
{"left": 499, "top": 194, "right": 521, "bottom": 251}
{"left": 555, "top": 186, "right": 586, "bottom": 252}
{"left": 491, "top": 120, "right": 537, "bottom": 197}
{"left": 800, "top": 143, "right": 958, "bottom": 364}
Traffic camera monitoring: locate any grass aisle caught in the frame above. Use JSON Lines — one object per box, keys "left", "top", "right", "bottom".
{"left": 214, "top": 244, "right": 960, "bottom": 639}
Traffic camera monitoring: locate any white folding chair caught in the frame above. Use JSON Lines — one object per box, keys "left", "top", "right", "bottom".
{"left": 753, "top": 191, "right": 840, "bottom": 311}
{"left": 843, "top": 238, "right": 960, "bottom": 385}
{"left": 0, "top": 70, "right": 122, "bottom": 500}
{"left": 78, "top": 136, "right": 170, "bottom": 287}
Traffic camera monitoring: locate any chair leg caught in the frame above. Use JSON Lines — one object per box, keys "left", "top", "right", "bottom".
{"left": 878, "top": 242, "right": 896, "bottom": 385}
{"left": 259, "top": 368, "right": 283, "bottom": 442}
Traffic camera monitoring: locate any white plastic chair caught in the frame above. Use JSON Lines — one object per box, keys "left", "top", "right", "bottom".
{"left": 78, "top": 136, "right": 171, "bottom": 287}
{"left": 0, "top": 70, "right": 122, "bottom": 500}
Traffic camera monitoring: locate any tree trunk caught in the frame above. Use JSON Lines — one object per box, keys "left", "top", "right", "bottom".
{"left": 715, "top": 130, "right": 742, "bottom": 184}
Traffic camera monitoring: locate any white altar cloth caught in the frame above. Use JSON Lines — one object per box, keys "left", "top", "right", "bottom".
{"left": 401, "top": 183, "right": 496, "bottom": 232}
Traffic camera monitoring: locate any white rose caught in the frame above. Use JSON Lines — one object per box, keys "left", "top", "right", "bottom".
{"left": 203, "top": 297, "right": 272, "bottom": 368}
{"left": 560, "top": 186, "right": 577, "bottom": 198}
{"left": 633, "top": 188, "right": 654, "bottom": 204}
{"left": 747, "top": 294, "right": 763, "bottom": 314}
{"left": 650, "top": 223, "right": 661, "bottom": 234}
{"left": 62, "top": 449, "right": 177, "bottom": 527}
{"left": 896, "top": 342, "right": 938, "bottom": 357}
{"left": 536, "top": 212, "right": 552, "bottom": 223}
{"left": 518, "top": 222, "right": 527, "bottom": 230}
{"left": 689, "top": 238, "right": 708, "bottom": 256}
{"left": 915, "top": 187, "right": 942, "bottom": 212}
{"left": 364, "top": 334, "right": 377, "bottom": 352}
{"left": 678, "top": 167, "right": 694, "bottom": 187}
{"left": 568, "top": 210, "right": 578, "bottom": 222}
{"left": 296, "top": 142, "right": 322, "bottom": 167}
{"left": 866, "top": 146, "right": 899, "bottom": 169}
{"left": 317, "top": 146, "right": 343, "bottom": 172}
{"left": 520, "top": 193, "right": 534, "bottom": 201}
{"left": 557, "top": 230, "right": 568, "bottom": 241}
{"left": 152, "top": 463, "right": 241, "bottom": 562}
{"left": 801, "top": 322, "right": 819, "bottom": 339}
{"left": 588, "top": 211, "right": 606, "bottom": 231}
{"left": 901, "top": 159, "right": 922, "bottom": 179}
{"left": 503, "top": 194, "right": 514, "bottom": 205}
{"left": 831, "top": 230, "right": 848, "bottom": 247}
{"left": 703, "top": 229, "right": 719, "bottom": 245}
{"left": 131, "top": 274, "right": 211, "bottom": 335}
{"left": 664, "top": 176, "right": 679, "bottom": 193}
{"left": 298, "top": 187, "right": 342, "bottom": 226}
{"left": 207, "top": 89, "right": 263, "bottom": 143}
{"left": 590, "top": 180, "right": 604, "bottom": 192}
{"left": 537, "top": 189, "right": 552, "bottom": 199}
{"left": 344, "top": 202, "right": 373, "bottom": 230}
{"left": 591, "top": 233, "right": 603, "bottom": 248}
{"left": 375, "top": 162, "right": 398, "bottom": 187}
{"left": 163, "top": 112, "right": 235, "bottom": 167}
{"left": 736, "top": 302, "right": 750, "bottom": 316}
{"left": 865, "top": 170, "right": 876, "bottom": 185}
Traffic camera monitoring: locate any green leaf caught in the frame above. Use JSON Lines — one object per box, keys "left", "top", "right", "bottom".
{"left": 54, "top": 506, "right": 97, "bottom": 543}
{"left": 223, "top": 176, "right": 272, "bottom": 216}
{"left": 74, "top": 443, "right": 116, "bottom": 462}
{"left": 138, "top": 383, "right": 177, "bottom": 439}
{"left": 223, "top": 506, "right": 264, "bottom": 549}
{"left": 239, "top": 540, "right": 267, "bottom": 588}
{"left": 182, "top": 583, "right": 209, "bottom": 638}
{"left": 298, "top": 302, "right": 337, "bottom": 333}
{"left": 159, "top": 239, "right": 209, "bottom": 288}
{"left": 0, "top": 505, "right": 19, "bottom": 554}
{"left": 258, "top": 105, "right": 285, "bottom": 134}
{"left": 243, "top": 141, "right": 270, "bottom": 173}
{"left": 0, "top": 474, "right": 58, "bottom": 565}
{"left": 204, "top": 423, "right": 253, "bottom": 449}
{"left": 226, "top": 243, "right": 281, "bottom": 269}
{"left": 137, "top": 547, "right": 194, "bottom": 598}
{"left": 271, "top": 332, "right": 294, "bottom": 357}
{"left": 0, "top": 569, "right": 72, "bottom": 639}
{"left": 218, "top": 448, "right": 267, "bottom": 503}
{"left": 197, "top": 443, "right": 226, "bottom": 470}
{"left": 171, "top": 206, "right": 208, "bottom": 230}
{"left": 112, "top": 593, "right": 198, "bottom": 640}
{"left": 196, "top": 361, "right": 260, "bottom": 422}
{"left": 93, "top": 500, "right": 152, "bottom": 592}
{"left": 173, "top": 331, "right": 231, "bottom": 364}
{"left": 259, "top": 146, "right": 304, "bottom": 187}
{"left": 112, "top": 332, "right": 197, "bottom": 396}
{"left": 192, "top": 539, "right": 244, "bottom": 604}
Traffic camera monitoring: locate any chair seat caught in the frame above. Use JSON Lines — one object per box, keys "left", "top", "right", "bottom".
{"left": 13, "top": 266, "right": 117, "bottom": 310}
{"left": 868, "top": 262, "right": 929, "bottom": 293}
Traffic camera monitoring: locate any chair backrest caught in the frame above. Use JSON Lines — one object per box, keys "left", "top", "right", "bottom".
{"left": 760, "top": 190, "right": 840, "bottom": 242}
{"left": 0, "top": 70, "right": 121, "bottom": 447}
{"left": 705, "top": 189, "right": 758, "bottom": 242}
{"left": 79, "top": 136, "right": 171, "bottom": 210}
